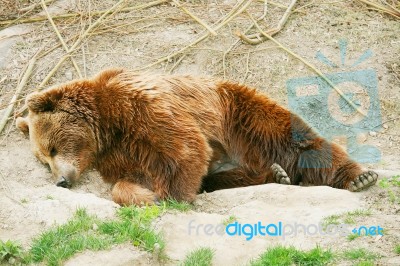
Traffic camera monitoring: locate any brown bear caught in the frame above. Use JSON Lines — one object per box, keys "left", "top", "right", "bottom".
{"left": 16, "top": 68, "right": 378, "bottom": 206}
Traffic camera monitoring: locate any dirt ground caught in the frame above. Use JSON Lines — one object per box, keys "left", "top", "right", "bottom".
{"left": 0, "top": 0, "right": 399, "bottom": 265}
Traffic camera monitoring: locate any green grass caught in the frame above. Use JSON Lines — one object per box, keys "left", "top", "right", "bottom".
{"left": 182, "top": 247, "right": 214, "bottom": 266}
{"left": 395, "top": 244, "right": 400, "bottom": 254}
{"left": 7, "top": 200, "right": 191, "bottom": 266}
{"left": 343, "top": 209, "right": 372, "bottom": 225}
{"left": 25, "top": 207, "right": 165, "bottom": 265}
{"left": 322, "top": 214, "right": 340, "bottom": 230}
{"left": 323, "top": 209, "right": 372, "bottom": 230}
{"left": 20, "top": 198, "right": 28, "bottom": 204}
{"left": 222, "top": 215, "right": 237, "bottom": 226}
{"left": 392, "top": 175, "right": 400, "bottom": 186}
{"left": 378, "top": 175, "right": 400, "bottom": 204}
{"left": 250, "top": 245, "right": 334, "bottom": 266}
{"left": 0, "top": 240, "right": 24, "bottom": 264}
{"left": 162, "top": 198, "right": 192, "bottom": 212}
{"left": 343, "top": 248, "right": 379, "bottom": 264}
{"left": 347, "top": 232, "right": 361, "bottom": 241}
{"left": 354, "top": 261, "right": 374, "bottom": 266}
{"left": 379, "top": 175, "right": 400, "bottom": 188}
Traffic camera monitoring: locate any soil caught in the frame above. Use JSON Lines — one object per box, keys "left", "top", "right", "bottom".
{"left": 0, "top": 0, "right": 399, "bottom": 265}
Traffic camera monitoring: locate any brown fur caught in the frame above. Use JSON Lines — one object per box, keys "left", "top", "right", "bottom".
{"left": 16, "top": 68, "right": 373, "bottom": 205}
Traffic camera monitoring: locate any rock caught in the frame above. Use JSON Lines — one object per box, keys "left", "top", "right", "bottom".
{"left": 358, "top": 133, "right": 368, "bottom": 143}
{"left": 65, "top": 70, "right": 73, "bottom": 80}
{"left": 8, "top": 257, "right": 16, "bottom": 265}
{"left": 369, "top": 131, "right": 377, "bottom": 137}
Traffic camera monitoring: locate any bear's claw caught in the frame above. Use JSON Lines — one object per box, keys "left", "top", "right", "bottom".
{"left": 271, "top": 163, "right": 291, "bottom": 185}
{"left": 348, "top": 171, "right": 378, "bottom": 192}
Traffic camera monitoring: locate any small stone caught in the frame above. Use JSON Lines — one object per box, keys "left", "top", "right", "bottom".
{"left": 369, "top": 131, "right": 377, "bottom": 137}
{"left": 195, "top": 199, "right": 204, "bottom": 206}
{"left": 383, "top": 124, "right": 388, "bottom": 129}
{"left": 92, "top": 223, "right": 98, "bottom": 231}
{"left": 65, "top": 70, "right": 73, "bottom": 80}
{"left": 8, "top": 257, "right": 16, "bottom": 265}
{"left": 357, "top": 133, "right": 368, "bottom": 143}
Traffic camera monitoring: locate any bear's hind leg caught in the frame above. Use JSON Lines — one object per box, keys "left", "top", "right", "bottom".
{"left": 201, "top": 167, "right": 267, "bottom": 192}
{"left": 112, "top": 180, "right": 158, "bottom": 206}
{"left": 329, "top": 148, "right": 378, "bottom": 192}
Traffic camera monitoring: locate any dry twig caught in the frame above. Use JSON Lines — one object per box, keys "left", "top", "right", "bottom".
{"left": 37, "top": 0, "right": 126, "bottom": 90}
{"left": 0, "top": 51, "right": 39, "bottom": 133}
{"left": 137, "top": 0, "right": 252, "bottom": 70}
{"left": 356, "top": 0, "right": 400, "bottom": 19}
{"left": 168, "top": 54, "right": 186, "bottom": 73}
{"left": 41, "top": 0, "right": 82, "bottom": 78}
{"left": 0, "top": 0, "right": 168, "bottom": 27}
{"left": 223, "top": 0, "right": 269, "bottom": 78}
{"left": 247, "top": 13, "right": 366, "bottom": 116}
{"left": 171, "top": 0, "right": 217, "bottom": 35}
{"left": 239, "top": 0, "right": 298, "bottom": 45}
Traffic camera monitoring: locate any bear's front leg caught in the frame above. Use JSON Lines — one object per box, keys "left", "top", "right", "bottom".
{"left": 112, "top": 180, "right": 158, "bottom": 206}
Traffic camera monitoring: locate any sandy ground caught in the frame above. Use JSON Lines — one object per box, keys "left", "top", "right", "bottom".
{"left": 0, "top": 0, "right": 399, "bottom": 265}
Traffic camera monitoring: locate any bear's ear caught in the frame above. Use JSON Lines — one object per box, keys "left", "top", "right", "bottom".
{"left": 26, "top": 90, "right": 62, "bottom": 113}
{"left": 16, "top": 117, "right": 29, "bottom": 136}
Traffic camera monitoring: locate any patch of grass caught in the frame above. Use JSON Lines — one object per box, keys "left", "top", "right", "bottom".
{"left": 162, "top": 199, "right": 192, "bottom": 212}
{"left": 222, "top": 215, "right": 237, "bottom": 226}
{"left": 182, "top": 247, "right": 214, "bottom": 266}
{"left": 378, "top": 176, "right": 400, "bottom": 204}
{"left": 355, "top": 261, "right": 374, "bottom": 266}
{"left": 379, "top": 175, "right": 400, "bottom": 188}
{"left": 391, "top": 175, "right": 400, "bottom": 186}
{"left": 394, "top": 244, "right": 400, "bottom": 254}
{"left": 250, "top": 245, "right": 334, "bottom": 266}
{"left": 323, "top": 209, "right": 372, "bottom": 229}
{"left": 344, "top": 209, "right": 372, "bottom": 225}
{"left": 322, "top": 214, "right": 340, "bottom": 230}
{"left": 0, "top": 240, "right": 24, "bottom": 264}
{"left": 388, "top": 190, "right": 397, "bottom": 203}
{"left": 46, "top": 195, "right": 54, "bottom": 200}
{"left": 23, "top": 205, "right": 171, "bottom": 265}
{"left": 347, "top": 232, "right": 361, "bottom": 241}
{"left": 346, "top": 209, "right": 372, "bottom": 217}
{"left": 20, "top": 198, "right": 28, "bottom": 204}
{"left": 379, "top": 178, "right": 391, "bottom": 188}
{"left": 344, "top": 216, "right": 355, "bottom": 224}
{"left": 4, "top": 198, "right": 193, "bottom": 265}
{"left": 343, "top": 248, "right": 379, "bottom": 261}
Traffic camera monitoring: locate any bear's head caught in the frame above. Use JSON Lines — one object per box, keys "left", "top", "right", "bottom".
{"left": 16, "top": 85, "right": 97, "bottom": 188}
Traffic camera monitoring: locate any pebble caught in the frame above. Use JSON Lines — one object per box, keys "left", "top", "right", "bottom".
{"left": 65, "top": 70, "right": 73, "bottom": 80}
{"left": 8, "top": 257, "right": 15, "bottom": 265}
{"left": 195, "top": 199, "right": 204, "bottom": 206}
{"left": 358, "top": 133, "right": 368, "bottom": 143}
{"left": 369, "top": 131, "right": 377, "bottom": 137}
{"left": 92, "top": 223, "right": 98, "bottom": 231}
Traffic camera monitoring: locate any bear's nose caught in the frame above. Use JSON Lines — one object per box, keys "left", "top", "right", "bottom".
{"left": 56, "top": 176, "right": 70, "bottom": 188}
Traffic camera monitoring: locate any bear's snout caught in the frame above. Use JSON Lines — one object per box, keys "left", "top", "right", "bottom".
{"left": 56, "top": 176, "right": 71, "bottom": 188}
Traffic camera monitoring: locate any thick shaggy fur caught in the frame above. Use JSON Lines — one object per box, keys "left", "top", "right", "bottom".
{"left": 16, "top": 68, "right": 375, "bottom": 205}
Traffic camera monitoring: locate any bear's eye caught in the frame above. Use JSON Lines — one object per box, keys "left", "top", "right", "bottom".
{"left": 50, "top": 147, "right": 57, "bottom": 157}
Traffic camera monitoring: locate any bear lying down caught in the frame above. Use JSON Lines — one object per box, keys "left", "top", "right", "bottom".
{"left": 16, "top": 68, "right": 378, "bottom": 206}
